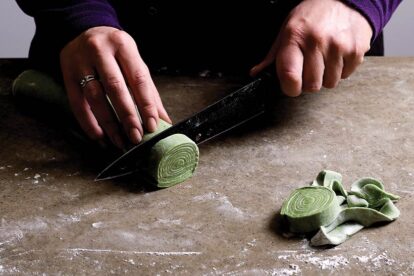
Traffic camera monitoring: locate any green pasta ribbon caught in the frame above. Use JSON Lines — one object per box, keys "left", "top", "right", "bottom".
{"left": 281, "top": 170, "right": 401, "bottom": 246}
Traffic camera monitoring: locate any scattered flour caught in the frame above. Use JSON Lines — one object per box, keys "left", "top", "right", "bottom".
{"left": 0, "top": 264, "right": 19, "bottom": 274}
{"left": 353, "top": 255, "right": 370, "bottom": 263}
{"left": 247, "top": 239, "right": 256, "bottom": 247}
{"left": 126, "top": 259, "right": 135, "bottom": 265}
{"left": 276, "top": 248, "right": 397, "bottom": 272}
{"left": 83, "top": 208, "right": 102, "bottom": 215}
{"left": 57, "top": 213, "right": 81, "bottom": 223}
{"left": 231, "top": 266, "right": 301, "bottom": 276}
{"left": 303, "top": 255, "right": 349, "bottom": 270}
{"left": 275, "top": 250, "right": 349, "bottom": 270}
{"left": 271, "top": 264, "right": 301, "bottom": 276}
{"left": 92, "top": 222, "right": 104, "bottom": 229}
{"left": 57, "top": 208, "right": 101, "bottom": 224}
{"left": 192, "top": 192, "right": 246, "bottom": 219}
{"left": 0, "top": 217, "right": 46, "bottom": 245}
{"left": 156, "top": 218, "right": 182, "bottom": 226}
{"left": 66, "top": 171, "right": 80, "bottom": 177}
{"left": 65, "top": 248, "right": 201, "bottom": 256}
{"left": 371, "top": 252, "right": 395, "bottom": 267}
{"left": 352, "top": 252, "right": 395, "bottom": 268}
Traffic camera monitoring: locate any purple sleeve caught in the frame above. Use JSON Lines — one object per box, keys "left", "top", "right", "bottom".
{"left": 15, "top": 0, "right": 122, "bottom": 74}
{"left": 16, "top": 0, "right": 121, "bottom": 45}
{"left": 342, "top": 0, "right": 403, "bottom": 39}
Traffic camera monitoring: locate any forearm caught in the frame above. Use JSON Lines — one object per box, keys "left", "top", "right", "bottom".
{"left": 342, "top": 0, "right": 403, "bottom": 39}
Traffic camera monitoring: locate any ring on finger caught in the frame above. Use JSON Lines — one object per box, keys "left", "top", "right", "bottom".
{"left": 79, "top": 74, "right": 99, "bottom": 88}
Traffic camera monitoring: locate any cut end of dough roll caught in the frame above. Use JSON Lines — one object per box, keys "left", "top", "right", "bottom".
{"left": 281, "top": 186, "right": 340, "bottom": 233}
{"left": 146, "top": 133, "right": 199, "bottom": 188}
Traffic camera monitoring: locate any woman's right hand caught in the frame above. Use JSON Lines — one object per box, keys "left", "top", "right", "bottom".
{"left": 60, "top": 26, "right": 171, "bottom": 149}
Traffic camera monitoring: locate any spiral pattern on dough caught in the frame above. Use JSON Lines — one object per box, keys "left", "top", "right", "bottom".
{"left": 281, "top": 186, "right": 340, "bottom": 233}
{"left": 149, "top": 134, "right": 199, "bottom": 188}
{"left": 284, "top": 187, "right": 335, "bottom": 217}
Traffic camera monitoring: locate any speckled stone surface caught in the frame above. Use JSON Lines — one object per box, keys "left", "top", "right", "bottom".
{"left": 0, "top": 58, "right": 413, "bottom": 275}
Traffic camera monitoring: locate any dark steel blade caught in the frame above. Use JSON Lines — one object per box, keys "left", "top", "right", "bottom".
{"left": 96, "top": 75, "right": 271, "bottom": 181}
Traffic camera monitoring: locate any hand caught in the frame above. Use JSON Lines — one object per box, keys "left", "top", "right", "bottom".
{"left": 250, "top": 0, "right": 373, "bottom": 96}
{"left": 60, "top": 26, "right": 171, "bottom": 149}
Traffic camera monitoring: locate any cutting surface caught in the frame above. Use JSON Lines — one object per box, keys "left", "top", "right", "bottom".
{"left": 0, "top": 58, "right": 413, "bottom": 275}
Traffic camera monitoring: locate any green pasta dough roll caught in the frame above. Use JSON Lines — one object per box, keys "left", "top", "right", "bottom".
{"left": 281, "top": 170, "right": 401, "bottom": 246}
{"left": 139, "top": 120, "right": 199, "bottom": 188}
{"left": 12, "top": 69, "right": 71, "bottom": 116}
{"left": 12, "top": 70, "right": 200, "bottom": 188}
{"left": 281, "top": 186, "right": 341, "bottom": 233}
{"left": 145, "top": 133, "right": 199, "bottom": 188}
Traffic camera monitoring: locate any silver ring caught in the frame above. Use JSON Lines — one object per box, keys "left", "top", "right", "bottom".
{"left": 79, "top": 74, "right": 97, "bottom": 88}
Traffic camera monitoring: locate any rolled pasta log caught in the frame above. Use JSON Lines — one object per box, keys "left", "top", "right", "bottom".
{"left": 280, "top": 186, "right": 341, "bottom": 233}
{"left": 145, "top": 133, "right": 199, "bottom": 188}
{"left": 12, "top": 70, "right": 200, "bottom": 188}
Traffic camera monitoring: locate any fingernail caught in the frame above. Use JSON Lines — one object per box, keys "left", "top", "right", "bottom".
{"left": 129, "top": 128, "right": 142, "bottom": 144}
{"left": 113, "top": 134, "right": 124, "bottom": 149}
{"left": 147, "top": 117, "right": 157, "bottom": 132}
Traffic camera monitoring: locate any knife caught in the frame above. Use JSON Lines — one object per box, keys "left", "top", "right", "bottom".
{"left": 95, "top": 72, "right": 278, "bottom": 181}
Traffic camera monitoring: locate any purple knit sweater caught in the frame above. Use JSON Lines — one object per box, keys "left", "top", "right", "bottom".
{"left": 16, "top": 0, "right": 403, "bottom": 75}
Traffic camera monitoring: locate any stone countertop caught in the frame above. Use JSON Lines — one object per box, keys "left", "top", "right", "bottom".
{"left": 0, "top": 58, "right": 413, "bottom": 275}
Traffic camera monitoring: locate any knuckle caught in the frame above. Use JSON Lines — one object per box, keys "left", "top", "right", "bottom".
{"left": 84, "top": 35, "right": 102, "bottom": 52}
{"left": 279, "top": 70, "right": 301, "bottom": 86}
{"left": 121, "top": 113, "right": 140, "bottom": 128}
{"left": 131, "top": 68, "right": 150, "bottom": 88}
{"left": 139, "top": 100, "right": 157, "bottom": 116}
{"left": 349, "top": 48, "right": 365, "bottom": 65}
{"left": 306, "top": 29, "right": 326, "bottom": 49}
{"left": 331, "top": 36, "right": 349, "bottom": 54}
{"left": 356, "top": 55, "right": 365, "bottom": 65}
{"left": 108, "top": 30, "right": 131, "bottom": 47}
{"left": 284, "top": 22, "right": 305, "bottom": 40}
{"left": 278, "top": 70, "right": 302, "bottom": 97}
{"left": 103, "top": 76, "right": 124, "bottom": 94}
{"left": 364, "top": 43, "right": 371, "bottom": 54}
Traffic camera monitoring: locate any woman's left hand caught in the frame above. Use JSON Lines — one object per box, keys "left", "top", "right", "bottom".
{"left": 250, "top": 0, "right": 373, "bottom": 96}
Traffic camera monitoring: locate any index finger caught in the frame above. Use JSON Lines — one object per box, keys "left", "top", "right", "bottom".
{"left": 94, "top": 55, "right": 144, "bottom": 145}
{"left": 116, "top": 44, "right": 160, "bottom": 133}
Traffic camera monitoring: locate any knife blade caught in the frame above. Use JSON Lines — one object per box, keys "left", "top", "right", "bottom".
{"left": 95, "top": 73, "right": 275, "bottom": 181}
